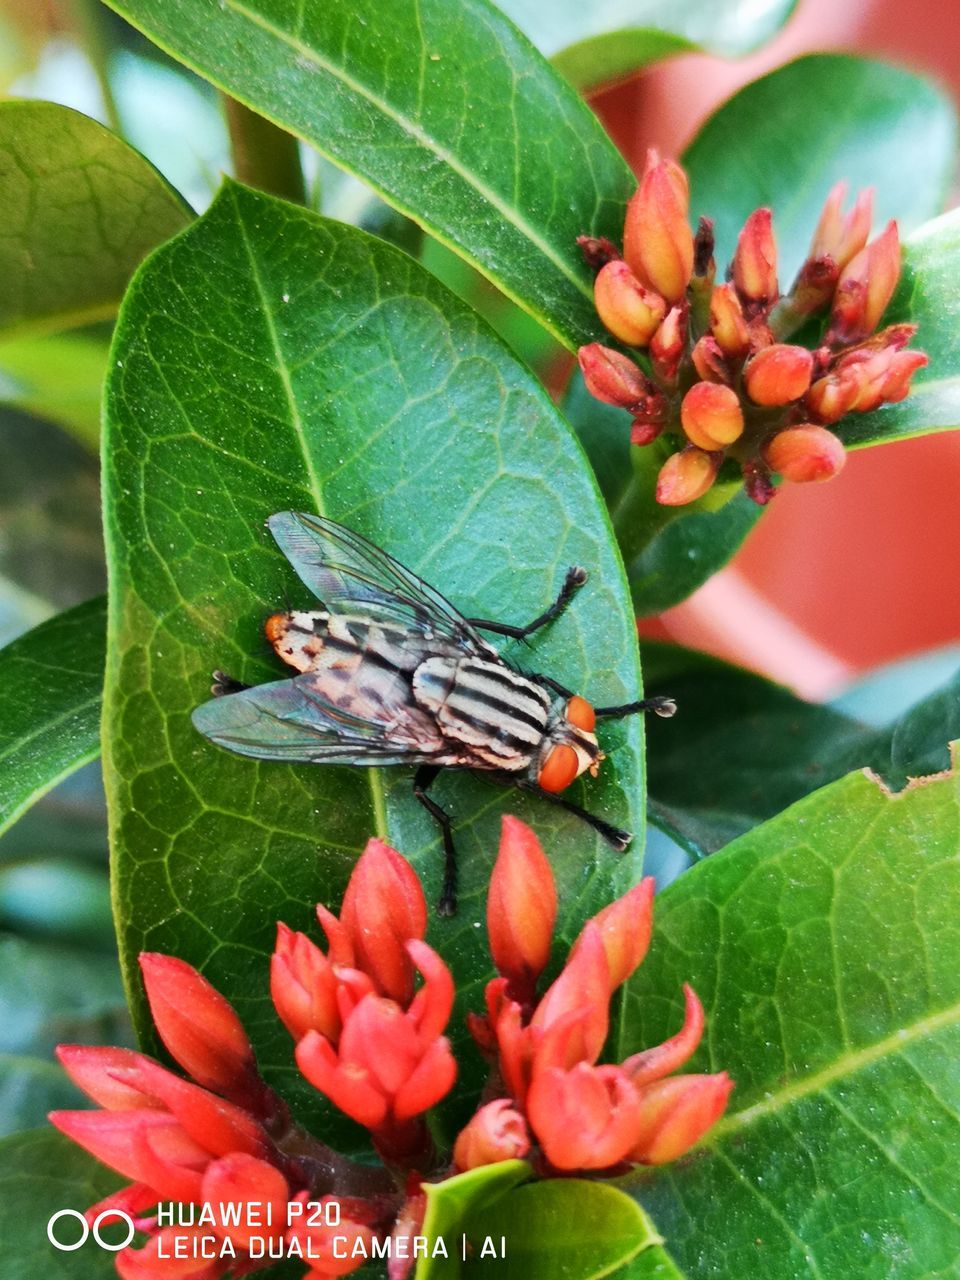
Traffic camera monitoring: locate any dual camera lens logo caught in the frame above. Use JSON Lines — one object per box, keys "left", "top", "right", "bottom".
{"left": 47, "top": 1209, "right": 135, "bottom": 1252}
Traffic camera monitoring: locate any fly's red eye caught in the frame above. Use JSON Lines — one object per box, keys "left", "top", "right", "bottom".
{"left": 538, "top": 744, "right": 580, "bottom": 793}
{"left": 566, "top": 696, "right": 596, "bottom": 732}
{"left": 265, "top": 613, "right": 288, "bottom": 646}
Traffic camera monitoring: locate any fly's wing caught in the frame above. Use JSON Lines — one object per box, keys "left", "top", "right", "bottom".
{"left": 268, "top": 512, "right": 494, "bottom": 656}
{"left": 192, "top": 674, "right": 461, "bottom": 768}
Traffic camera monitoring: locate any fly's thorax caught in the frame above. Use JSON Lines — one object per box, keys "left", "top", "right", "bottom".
{"left": 537, "top": 695, "right": 603, "bottom": 793}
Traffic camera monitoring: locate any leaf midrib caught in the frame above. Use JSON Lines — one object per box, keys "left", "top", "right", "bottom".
{"left": 231, "top": 188, "right": 389, "bottom": 840}
{"left": 709, "top": 995, "right": 960, "bottom": 1144}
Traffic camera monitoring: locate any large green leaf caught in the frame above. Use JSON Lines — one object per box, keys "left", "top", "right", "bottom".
{"left": 622, "top": 758, "right": 960, "bottom": 1278}
{"left": 0, "top": 100, "right": 191, "bottom": 338}
{"left": 0, "top": 598, "right": 106, "bottom": 840}
{"left": 0, "top": 1129, "right": 120, "bottom": 1279}
{"left": 585, "top": 55, "right": 957, "bottom": 614}
{"left": 643, "top": 645, "right": 960, "bottom": 855}
{"left": 100, "top": 0, "right": 634, "bottom": 351}
{"left": 497, "top": 0, "right": 798, "bottom": 89}
{"left": 103, "top": 181, "right": 645, "bottom": 1138}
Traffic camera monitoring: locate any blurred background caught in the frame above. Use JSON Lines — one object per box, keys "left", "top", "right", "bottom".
{"left": 1, "top": 0, "right": 958, "bottom": 1136}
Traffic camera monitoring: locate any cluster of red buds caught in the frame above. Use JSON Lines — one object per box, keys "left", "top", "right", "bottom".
{"left": 50, "top": 822, "right": 731, "bottom": 1279}
{"left": 577, "top": 150, "right": 927, "bottom": 505}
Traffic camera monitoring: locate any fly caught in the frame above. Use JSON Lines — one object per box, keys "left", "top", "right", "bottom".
{"left": 191, "top": 513, "right": 675, "bottom": 915}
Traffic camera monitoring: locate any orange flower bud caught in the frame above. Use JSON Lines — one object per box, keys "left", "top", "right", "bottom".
{"left": 830, "top": 221, "right": 901, "bottom": 343}
{"left": 805, "top": 371, "right": 859, "bottom": 423}
{"left": 453, "top": 1099, "right": 531, "bottom": 1171}
{"left": 630, "top": 1072, "right": 733, "bottom": 1165}
{"left": 488, "top": 816, "right": 557, "bottom": 1004}
{"left": 691, "top": 335, "right": 730, "bottom": 384}
{"left": 623, "top": 149, "right": 694, "bottom": 304}
{"left": 527, "top": 1063, "right": 642, "bottom": 1171}
{"left": 339, "top": 838, "right": 427, "bottom": 1006}
{"left": 594, "top": 259, "right": 666, "bottom": 346}
{"left": 532, "top": 922, "right": 610, "bottom": 1068}
{"left": 809, "top": 181, "right": 873, "bottom": 271}
{"left": 579, "top": 878, "right": 655, "bottom": 991}
{"left": 880, "top": 348, "right": 928, "bottom": 403}
{"left": 656, "top": 447, "right": 721, "bottom": 506}
{"left": 709, "top": 283, "right": 749, "bottom": 357}
{"left": 762, "top": 425, "right": 846, "bottom": 483}
{"left": 271, "top": 922, "right": 343, "bottom": 1044}
{"left": 743, "top": 343, "right": 813, "bottom": 406}
{"left": 577, "top": 343, "right": 652, "bottom": 409}
{"left": 732, "top": 208, "right": 778, "bottom": 307}
{"left": 680, "top": 382, "right": 744, "bottom": 450}
{"left": 650, "top": 304, "right": 687, "bottom": 382}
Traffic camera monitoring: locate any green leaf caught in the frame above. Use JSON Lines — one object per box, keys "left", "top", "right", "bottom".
{"left": 0, "top": 408, "right": 105, "bottom": 609}
{"left": 644, "top": 645, "right": 960, "bottom": 855}
{"left": 684, "top": 54, "right": 956, "bottom": 278}
{"left": 419, "top": 1161, "right": 531, "bottom": 1279}
{"left": 0, "top": 598, "right": 106, "bottom": 840}
{"left": 459, "top": 1179, "right": 662, "bottom": 1280}
{"left": 0, "top": 933, "right": 130, "bottom": 1135}
{"left": 498, "top": 0, "right": 798, "bottom": 90}
{"left": 100, "top": 0, "right": 634, "bottom": 350}
{"left": 622, "top": 758, "right": 960, "bottom": 1278}
{"left": 0, "top": 332, "right": 109, "bottom": 451}
{"left": 0, "top": 100, "right": 191, "bottom": 338}
{"left": 842, "top": 210, "right": 960, "bottom": 447}
{"left": 103, "top": 182, "right": 645, "bottom": 1138}
{"left": 0, "top": 1129, "right": 121, "bottom": 1279}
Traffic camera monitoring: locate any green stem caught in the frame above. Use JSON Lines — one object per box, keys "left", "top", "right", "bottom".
{"left": 223, "top": 98, "right": 307, "bottom": 205}
{"left": 70, "top": 0, "right": 121, "bottom": 134}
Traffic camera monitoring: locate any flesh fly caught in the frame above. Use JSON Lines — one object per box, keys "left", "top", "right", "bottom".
{"left": 192, "top": 513, "right": 674, "bottom": 914}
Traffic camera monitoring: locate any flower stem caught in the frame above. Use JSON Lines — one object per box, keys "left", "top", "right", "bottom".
{"left": 223, "top": 97, "right": 307, "bottom": 205}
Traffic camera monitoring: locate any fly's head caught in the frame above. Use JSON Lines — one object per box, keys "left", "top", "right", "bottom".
{"left": 537, "top": 696, "right": 604, "bottom": 793}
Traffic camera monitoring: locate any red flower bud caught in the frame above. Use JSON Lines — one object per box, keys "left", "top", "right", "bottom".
{"left": 743, "top": 344, "right": 813, "bottom": 406}
{"left": 829, "top": 221, "right": 900, "bottom": 343}
{"left": 531, "top": 922, "right": 610, "bottom": 1067}
{"left": 527, "top": 1063, "right": 642, "bottom": 1171}
{"left": 339, "top": 838, "right": 427, "bottom": 1006}
{"left": 623, "top": 984, "right": 704, "bottom": 1085}
{"left": 286, "top": 1191, "right": 376, "bottom": 1278}
{"left": 680, "top": 382, "right": 744, "bottom": 450}
{"left": 762, "top": 425, "right": 846, "bottom": 483}
{"left": 202, "top": 1153, "right": 288, "bottom": 1250}
{"left": 453, "top": 1099, "right": 531, "bottom": 1171}
{"left": 49, "top": 1109, "right": 210, "bottom": 1202}
{"left": 594, "top": 259, "right": 666, "bottom": 347}
{"left": 709, "top": 283, "right": 749, "bottom": 358}
{"left": 577, "top": 343, "right": 653, "bottom": 409}
{"left": 578, "top": 878, "right": 654, "bottom": 992}
{"left": 139, "top": 954, "right": 257, "bottom": 1101}
{"left": 809, "top": 181, "right": 873, "bottom": 272}
{"left": 656, "top": 447, "right": 721, "bottom": 506}
{"left": 629, "top": 1072, "right": 733, "bottom": 1165}
{"left": 732, "top": 208, "right": 778, "bottom": 307}
{"left": 487, "top": 816, "right": 557, "bottom": 1005}
{"left": 271, "top": 922, "right": 343, "bottom": 1044}
{"left": 880, "top": 348, "right": 928, "bottom": 403}
{"left": 630, "top": 417, "right": 665, "bottom": 447}
{"left": 623, "top": 149, "right": 694, "bottom": 304}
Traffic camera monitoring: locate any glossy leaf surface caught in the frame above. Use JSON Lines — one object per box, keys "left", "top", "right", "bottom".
{"left": 623, "top": 758, "right": 960, "bottom": 1278}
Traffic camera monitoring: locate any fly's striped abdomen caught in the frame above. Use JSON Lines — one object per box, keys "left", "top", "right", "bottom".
{"left": 412, "top": 656, "right": 551, "bottom": 771}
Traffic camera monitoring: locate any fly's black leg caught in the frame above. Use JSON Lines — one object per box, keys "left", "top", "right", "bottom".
{"left": 467, "top": 566, "right": 588, "bottom": 640}
{"left": 413, "top": 765, "right": 458, "bottom": 917}
{"left": 594, "top": 696, "right": 677, "bottom": 719}
{"left": 536, "top": 674, "right": 576, "bottom": 699}
{"left": 211, "top": 670, "right": 252, "bottom": 697}
{"left": 520, "top": 782, "right": 632, "bottom": 851}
